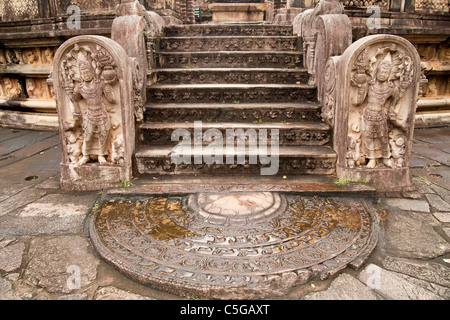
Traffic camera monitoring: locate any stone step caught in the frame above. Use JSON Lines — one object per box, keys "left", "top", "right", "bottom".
{"left": 158, "top": 36, "right": 299, "bottom": 52}
{"left": 153, "top": 67, "right": 309, "bottom": 85}
{"left": 134, "top": 145, "right": 337, "bottom": 176}
{"left": 163, "top": 24, "right": 294, "bottom": 37}
{"left": 147, "top": 83, "right": 316, "bottom": 104}
{"left": 157, "top": 51, "right": 303, "bottom": 68}
{"left": 105, "top": 174, "right": 376, "bottom": 196}
{"left": 138, "top": 121, "right": 331, "bottom": 147}
{"left": 143, "top": 102, "right": 322, "bottom": 123}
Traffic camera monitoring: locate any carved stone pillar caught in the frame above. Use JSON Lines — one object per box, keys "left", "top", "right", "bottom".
{"left": 293, "top": 1, "right": 352, "bottom": 103}
{"left": 332, "top": 35, "right": 423, "bottom": 192}
{"left": 51, "top": 36, "right": 135, "bottom": 191}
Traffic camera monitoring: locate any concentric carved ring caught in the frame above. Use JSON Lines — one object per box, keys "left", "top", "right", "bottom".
{"left": 89, "top": 193, "right": 378, "bottom": 299}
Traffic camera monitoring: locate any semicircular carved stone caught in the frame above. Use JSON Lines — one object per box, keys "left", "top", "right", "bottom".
{"left": 333, "top": 34, "right": 423, "bottom": 192}
{"left": 52, "top": 36, "right": 135, "bottom": 191}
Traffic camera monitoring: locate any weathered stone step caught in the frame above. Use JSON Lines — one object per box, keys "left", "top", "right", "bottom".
{"left": 144, "top": 102, "right": 322, "bottom": 123}
{"left": 138, "top": 121, "right": 331, "bottom": 146}
{"left": 159, "top": 36, "right": 298, "bottom": 52}
{"left": 147, "top": 84, "right": 316, "bottom": 104}
{"left": 158, "top": 51, "right": 303, "bottom": 68}
{"left": 134, "top": 145, "right": 337, "bottom": 176}
{"left": 153, "top": 68, "right": 309, "bottom": 85}
{"left": 105, "top": 174, "right": 376, "bottom": 196}
{"left": 163, "top": 24, "right": 293, "bottom": 37}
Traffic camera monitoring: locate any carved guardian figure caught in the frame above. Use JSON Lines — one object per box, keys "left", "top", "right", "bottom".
{"left": 52, "top": 35, "right": 135, "bottom": 191}
{"left": 61, "top": 45, "right": 117, "bottom": 165}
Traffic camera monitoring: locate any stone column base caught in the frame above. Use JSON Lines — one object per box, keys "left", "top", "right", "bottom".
{"left": 337, "top": 166, "right": 414, "bottom": 193}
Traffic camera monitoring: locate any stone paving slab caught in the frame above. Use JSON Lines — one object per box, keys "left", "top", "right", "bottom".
{"left": 0, "top": 241, "right": 25, "bottom": 273}
{"left": 0, "top": 193, "right": 97, "bottom": 236}
{"left": 0, "top": 145, "right": 61, "bottom": 199}
{"left": 0, "top": 126, "right": 449, "bottom": 301}
{"left": 23, "top": 236, "right": 100, "bottom": 294}
{"left": 358, "top": 264, "right": 449, "bottom": 300}
{"left": 383, "top": 198, "right": 430, "bottom": 213}
{"left": 0, "top": 128, "right": 29, "bottom": 143}
{"left": 381, "top": 210, "right": 450, "bottom": 260}
{"left": 0, "top": 131, "right": 57, "bottom": 159}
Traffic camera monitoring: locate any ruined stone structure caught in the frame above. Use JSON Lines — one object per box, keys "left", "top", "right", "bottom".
{"left": 0, "top": 0, "right": 446, "bottom": 298}
{"left": 0, "top": 0, "right": 448, "bottom": 129}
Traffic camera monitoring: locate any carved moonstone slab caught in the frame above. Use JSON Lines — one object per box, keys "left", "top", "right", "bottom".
{"left": 52, "top": 36, "right": 135, "bottom": 191}
{"left": 333, "top": 35, "right": 422, "bottom": 192}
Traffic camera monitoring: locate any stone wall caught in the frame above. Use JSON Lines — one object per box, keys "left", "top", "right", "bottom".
{"left": 0, "top": 0, "right": 183, "bottom": 129}
{"left": 0, "top": 0, "right": 118, "bottom": 129}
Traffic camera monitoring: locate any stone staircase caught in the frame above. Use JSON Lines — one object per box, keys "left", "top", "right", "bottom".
{"left": 134, "top": 24, "right": 336, "bottom": 177}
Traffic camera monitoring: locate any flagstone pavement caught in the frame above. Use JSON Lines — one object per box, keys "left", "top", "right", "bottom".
{"left": 0, "top": 126, "right": 449, "bottom": 300}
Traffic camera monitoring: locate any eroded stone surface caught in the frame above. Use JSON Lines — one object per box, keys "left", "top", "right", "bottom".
{"left": 0, "top": 241, "right": 25, "bottom": 273}
{"left": 57, "top": 293, "right": 88, "bottom": 300}
{"left": 93, "top": 286, "right": 155, "bottom": 300}
{"left": 383, "top": 211, "right": 450, "bottom": 259}
{"left": 0, "top": 276, "right": 12, "bottom": 296}
{"left": 383, "top": 198, "right": 430, "bottom": 213}
{"left": 381, "top": 256, "right": 450, "bottom": 288}
{"left": 432, "top": 212, "right": 450, "bottom": 223}
{"left": 304, "top": 273, "right": 382, "bottom": 300}
{"left": 23, "top": 236, "right": 100, "bottom": 293}
{"left": 0, "top": 188, "right": 47, "bottom": 217}
{"left": 425, "top": 194, "right": 450, "bottom": 212}
{"left": 359, "top": 264, "right": 449, "bottom": 300}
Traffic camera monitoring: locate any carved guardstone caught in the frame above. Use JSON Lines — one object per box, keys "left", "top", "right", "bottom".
{"left": 52, "top": 36, "right": 135, "bottom": 191}
{"left": 333, "top": 35, "right": 422, "bottom": 192}
{"left": 293, "top": 0, "right": 352, "bottom": 104}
